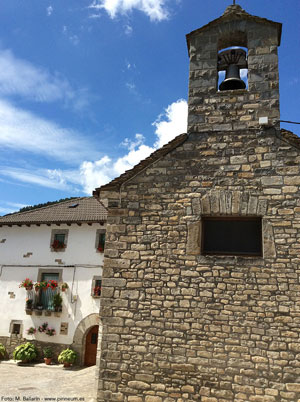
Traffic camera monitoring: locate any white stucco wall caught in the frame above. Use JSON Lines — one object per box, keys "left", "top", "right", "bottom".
{"left": 0, "top": 223, "right": 104, "bottom": 266}
{"left": 0, "top": 223, "right": 104, "bottom": 344}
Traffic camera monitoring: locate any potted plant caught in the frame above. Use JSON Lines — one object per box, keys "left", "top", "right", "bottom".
{"left": 26, "top": 327, "right": 36, "bottom": 335}
{"left": 51, "top": 239, "right": 65, "bottom": 250}
{"left": 43, "top": 347, "right": 54, "bottom": 365}
{"left": 38, "top": 322, "right": 48, "bottom": 333}
{"left": 19, "top": 278, "right": 33, "bottom": 290}
{"left": 93, "top": 286, "right": 101, "bottom": 297}
{"left": 45, "top": 327, "right": 56, "bottom": 337}
{"left": 39, "top": 281, "right": 48, "bottom": 291}
{"left": 58, "top": 348, "right": 77, "bottom": 368}
{"left": 13, "top": 342, "right": 38, "bottom": 364}
{"left": 25, "top": 299, "right": 33, "bottom": 311}
{"left": 0, "top": 343, "right": 7, "bottom": 360}
{"left": 48, "top": 280, "right": 58, "bottom": 290}
{"left": 61, "top": 282, "right": 69, "bottom": 292}
{"left": 53, "top": 293, "right": 63, "bottom": 312}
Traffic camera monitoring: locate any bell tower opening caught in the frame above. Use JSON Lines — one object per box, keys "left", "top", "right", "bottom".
{"left": 217, "top": 46, "right": 248, "bottom": 91}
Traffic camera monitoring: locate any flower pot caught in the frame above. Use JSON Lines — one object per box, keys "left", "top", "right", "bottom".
{"left": 44, "top": 357, "right": 52, "bottom": 365}
{"left": 63, "top": 362, "right": 71, "bottom": 368}
{"left": 25, "top": 286, "right": 33, "bottom": 291}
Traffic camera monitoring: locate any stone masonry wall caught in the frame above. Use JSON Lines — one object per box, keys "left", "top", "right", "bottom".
{"left": 0, "top": 335, "right": 71, "bottom": 363}
{"left": 97, "top": 127, "right": 300, "bottom": 401}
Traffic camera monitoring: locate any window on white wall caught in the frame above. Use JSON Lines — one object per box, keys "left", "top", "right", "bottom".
{"left": 95, "top": 229, "right": 106, "bottom": 253}
{"left": 50, "top": 229, "right": 69, "bottom": 252}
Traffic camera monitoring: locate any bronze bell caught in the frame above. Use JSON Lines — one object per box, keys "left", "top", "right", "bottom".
{"left": 218, "top": 48, "right": 247, "bottom": 91}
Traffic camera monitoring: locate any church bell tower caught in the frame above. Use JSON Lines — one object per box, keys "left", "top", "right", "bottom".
{"left": 186, "top": 4, "right": 282, "bottom": 133}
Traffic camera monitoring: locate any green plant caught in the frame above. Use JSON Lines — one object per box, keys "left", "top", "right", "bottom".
{"left": 0, "top": 343, "right": 6, "bottom": 359}
{"left": 19, "top": 278, "right": 33, "bottom": 289}
{"left": 26, "top": 327, "right": 36, "bottom": 335}
{"left": 13, "top": 342, "right": 38, "bottom": 362}
{"left": 38, "top": 322, "right": 48, "bottom": 333}
{"left": 45, "top": 327, "right": 56, "bottom": 336}
{"left": 43, "top": 347, "right": 54, "bottom": 358}
{"left": 58, "top": 348, "right": 77, "bottom": 364}
{"left": 26, "top": 299, "right": 33, "bottom": 309}
{"left": 61, "top": 282, "right": 68, "bottom": 291}
{"left": 53, "top": 293, "right": 63, "bottom": 311}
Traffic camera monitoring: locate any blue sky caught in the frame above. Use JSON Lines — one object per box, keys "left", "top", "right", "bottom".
{"left": 0, "top": 0, "right": 299, "bottom": 215}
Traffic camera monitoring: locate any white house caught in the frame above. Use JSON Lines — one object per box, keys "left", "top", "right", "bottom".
{"left": 0, "top": 197, "right": 107, "bottom": 366}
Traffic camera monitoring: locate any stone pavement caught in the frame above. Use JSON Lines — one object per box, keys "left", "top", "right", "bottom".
{"left": 0, "top": 361, "right": 97, "bottom": 402}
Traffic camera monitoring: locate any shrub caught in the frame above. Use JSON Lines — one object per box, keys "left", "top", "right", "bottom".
{"left": 58, "top": 348, "right": 77, "bottom": 364}
{"left": 0, "top": 343, "right": 6, "bottom": 359}
{"left": 43, "top": 346, "right": 53, "bottom": 358}
{"left": 13, "top": 342, "right": 38, "bottom": 362}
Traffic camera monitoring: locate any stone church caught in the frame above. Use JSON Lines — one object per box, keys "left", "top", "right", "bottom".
{"left": 94, "top": 4, "right": 300, "bottom": 401}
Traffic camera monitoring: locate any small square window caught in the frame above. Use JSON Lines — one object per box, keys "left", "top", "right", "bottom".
{"left": 95, "top": 230, "right": 106, "bottom": 253}
{"left": 50, "top": 229, "right": 68, "bottom": 252}
{"left": 202, "top": 217, "right": 262, "bottom": 256}
{"left": 92, "top": 277, "right": 102, "bottom": 298}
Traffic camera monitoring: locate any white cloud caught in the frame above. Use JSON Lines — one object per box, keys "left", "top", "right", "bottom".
{"left": 1, "top": 168, "right": 72, "bottom": 191}
{"left": 0, "top": 98, "right": 99, "bottom": 163}
{"left": 0, "top": 99, "right": 188, "bottom": 195}
{"left": 89, "top": 0, "right": 169, "bottom": 21}
{"left": 47, "top": 6, "right": 53, "bottom": 16}
{"left": 0, "top": 49, "right": 88, "bottom": 110}
{"left": 124, "top": 24, "right": 133, "bottom": 35}
{"left": 153, "top": 99, "right": 188, "bottom": 148}
{"left": 81, "top": 99, "right": 187, "bottom": 192}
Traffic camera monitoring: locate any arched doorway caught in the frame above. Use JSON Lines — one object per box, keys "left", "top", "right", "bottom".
{"left": 84, "top": 325, "right": 99, "bottom": 366}
{"left": 72, "top": 313, "right": 101, "bottom": 366}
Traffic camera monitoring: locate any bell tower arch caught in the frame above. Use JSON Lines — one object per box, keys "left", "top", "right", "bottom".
{"left": 186, "top": 4, "right": 282, "bottom": 133}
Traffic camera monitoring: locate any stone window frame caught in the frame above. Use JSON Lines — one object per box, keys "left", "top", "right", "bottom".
{"left": 91, "top": 275, "right": 102, "bottom": 298}
{"left": 37, "top": 268, "right": 63, "bottom": 283}
{"left": 36, "top": 269, "right": 63, "bottom": 310}
{"left": 50, "top": 229, "right": 69, "bottom": 252}
{"left": 187, "top": 216, "right": 275, "bottom": 259}
{"left": 187, "top": 191, "right": 276, "bottom": 259}
{"left": 95, "top": 229, "right": 106, "bottom": 253}
{"left": 9, "top": 320, "right": 23, "bottom": 337}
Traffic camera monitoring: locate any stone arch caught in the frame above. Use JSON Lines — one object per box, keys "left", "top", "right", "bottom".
{"left": 72, "top": 313, "right": 101, "bottom": 366}
{"left": 187, "top": 190, "right": 276, "bottom": 258}
{"left": 192, "top": 190, "right": 268, "bottom": 217}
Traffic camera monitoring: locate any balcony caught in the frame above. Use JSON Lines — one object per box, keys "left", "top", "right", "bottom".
{"left": 25, "top": 288, "right": 63, "bottom": 317}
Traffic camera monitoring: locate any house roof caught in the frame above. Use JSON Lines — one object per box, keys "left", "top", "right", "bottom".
{"left": 93, "top": 129, "right": 300, "bottom": 195}
{"left": 186, "top": 5, "right": 282, "bottom": 53}
{"left": 0, "top": 197, "right": 107, "bottom": 226}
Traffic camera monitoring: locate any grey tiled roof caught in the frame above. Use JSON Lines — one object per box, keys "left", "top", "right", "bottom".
{"left": 0, "top": 197, "right": 107, "bottom": 226}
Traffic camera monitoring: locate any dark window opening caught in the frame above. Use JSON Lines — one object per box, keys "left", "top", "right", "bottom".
{"left": 93, "top": 279, "right": 102, "bottom": 297}
{"left": 202, "top": 217, "right": 262, "bottom": 256}
{"left": 12, "top": 323, "right": 21, "bottom": 334}
{"left": 97, "top": 233, "right": 105, "bottom": 252}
